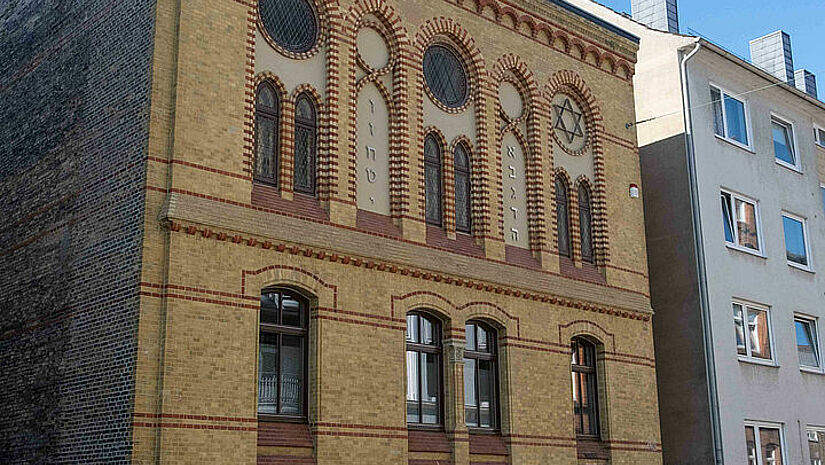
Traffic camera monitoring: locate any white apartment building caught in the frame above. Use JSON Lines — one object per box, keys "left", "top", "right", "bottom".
{"left": 565, "top": 1, "right": 825, "bottom": 464}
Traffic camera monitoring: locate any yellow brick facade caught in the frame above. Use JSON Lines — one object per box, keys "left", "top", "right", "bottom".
{"left": 132, "top": 0, "right": 662, "bottom": 464}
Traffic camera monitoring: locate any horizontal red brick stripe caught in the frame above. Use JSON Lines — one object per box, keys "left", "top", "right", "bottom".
{"left": 134, "top": 412, "right": 256, "bottom": 423}
{"left": 313, "top": 422, "right": 407, "bottom": 432}
{"left": 257, "top": 455, "right": 315, "bottom": 465}
{"left": 313, "top": 430, "right": 407, "bottom": 439}
{"left": 132, "top": 422, "right": 256, "bottom": 432}
{"left": 146, "top": 156, "right": 252, "bottom": 181}
{"left": 312, "top": 314, "right": 406, "bottom": 331}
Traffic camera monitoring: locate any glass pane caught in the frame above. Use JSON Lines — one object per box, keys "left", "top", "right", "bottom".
{"left": 711, "top": 88, "right": 724, "bottom": 137}
{"left": 783, "top": 216, "right": 808, "bottom": 266}
{"left": 255, "top": 116, "right": 278, "bottom": 182}
{"left": 464, "top": 358, "right": 477, "bottom": 427}
{"left": 746, "top": 426, "right": 758, "bottom": 465}
{"left": 760, "top": 427, "right": 783, "bottom": 465}
{"left": 796, "top": 320, "right": 820, "bottom": 367}
{"left": 280, "top": 335, "right": 303, "bottom": 415}
{"left": 421, "top": 317, "right": 435, "bottom": 345}
{"left": 734, "top": 304, "right": 747, "bottom": 356}
{"left": 579, "top": 198, "right": 593, "bottom": 263}
{"left": 748, "top": 308, "right": 772, "bottom": 360}
{"left": 258, "top": 333, "right": 279, "bottom": 414}
{"left": 454, "top": 144, "right": 470, "bottom": 169}
{"left": 455, "top": 172, "right": 471, "bottom": 232}
{"left": 261, "top": 291, "right": 280, "bottom": 324}
{"left": 425, "top": 161, "right": 442, "bottom": 225}
{"left": 557, "top": 181, "right": 570, "bottom": 257}
{"left": 465, "top": 324, "right": 476, "bottom": 351}
{"left": 810, "top": 431, "right": 823, "bottom": 465}
{"left": 423, "top": 45, "right": 469, "bottom": 109}
{"left": 296, "top": 96, "right": 314, "bottom": 121}
{"left": 572, "top": 370, "right": 582, "bottom": 434}
{"left": 259, "top": 0, "right": 318, "bottom": 53}
{"left": 721, "top": 193, "right": 734, "bottom": 243}
{"left": 257, "top": 84, "right": 275, "bottom": 108}
{"left": 282, "top": 292, "right": 302, "bottom": 327}
{"left": 294, "top": 125, "right": 315, "bottom": 193}
{"left": 725, "top": 95, "right": 749, "bottom": 145}
{"left": 406, "top": 351, "right": 420, "bottom": 423}
{"left": 821, "top": 187, "right": 825, "bottom": 214}
{"left": 773, "top": 121, "right": 795, "bottom": 165}
{"left": 584, "top": 371, "right": 598, "bottom": 435}
{"left": 735, "top": 199, "right": 759, "bottom": 250}
{"left": 406, "top": 314, "right": 419, "bottom": 343}
{"left": 477, "top": 325, "right": 489, "bottom": 352}
{"left": 421, "top": 352, "right": 440, "bottom": 424}
{"left": 478, "top": 359, "right": 494, "bottom": 428}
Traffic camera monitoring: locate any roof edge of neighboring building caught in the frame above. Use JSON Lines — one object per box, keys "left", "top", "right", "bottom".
{"left": 545, "top": 0, "right": 640, "bottom": 43}
{"left": 693, "top": 39, "right": 825, "bottom": 112}
{"left": 568, "top": 0, "right": 695, "bottom": 39}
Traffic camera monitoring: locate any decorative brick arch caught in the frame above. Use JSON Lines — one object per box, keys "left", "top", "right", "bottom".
{"left": 558, "top": 319, "right": 616, "bottom": 353}
{"left": 344, "top": 0, "right": 412, "bottom": 219}
{"left": 545, "top": 71, "right": 609, "bottom": 267}
{"left": 413, "top": 18, "right": 490, "bottom": 237}
{"left": 279, "top": 84, "right": 325, "bottom": 196}
{"left": 491, "top": 54, "right": 547, "bottom": 256}
{"left": 241, "top": 264, "right": 338, "bottom": 311}
{"left": 460, "top": 302, "right": 519, "bottom": 338}
{"left": 252, "top": 72, "right": 290, "bottom": 187}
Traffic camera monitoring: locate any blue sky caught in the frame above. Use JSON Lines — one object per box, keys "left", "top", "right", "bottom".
{"left": 594, "top": 0, "right": 824, "bottom": 87}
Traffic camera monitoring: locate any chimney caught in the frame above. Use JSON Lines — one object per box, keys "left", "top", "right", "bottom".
{"left": 631, "top": 0, "right": 679, "bottom": 33}
{"left": 749, "top": 31, "right": 795, "bottom": 83}
{"left": 794, "top": 69, "right": 818, "bottom": 99}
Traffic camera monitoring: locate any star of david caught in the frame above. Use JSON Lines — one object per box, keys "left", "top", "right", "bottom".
{"left": 553, "top": 98, "right": 585, "bottom": 144}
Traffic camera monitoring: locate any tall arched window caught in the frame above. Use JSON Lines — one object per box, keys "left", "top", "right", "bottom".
{"left": 424, "top": 134, "right": 443, "bottom": 226}
{"left": 255, "top": 82, "right": 280, "bottom": 185}
{"left": 464, "top": 321, "right": 498, "bottom": 429}
{"left": 556, "top": 176, "right": 571, "bottom": 258}
{"left": 406, "top": 312, "right": 442, "bottom": 426}
{"left": 571, "top": 337, "right": 599, "bottom": 437}
{"left": 454, "top": 143, "right": 472, "bottom": 233}
{"left": 258, "top": 288, "right": 308, "bottom": 418}
{"left": 578, "top": 183, "right": 593, "bottom": 263}
{"left": 293, "top": 92, "right": 317, "bottom": 195}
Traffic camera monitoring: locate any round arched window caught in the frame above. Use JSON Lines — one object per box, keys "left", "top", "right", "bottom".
{"left": 259, "top": 0, "right": 318, "bottom": 54}
{"left": 423, "top": 44, "right": 469, "bottom": 109}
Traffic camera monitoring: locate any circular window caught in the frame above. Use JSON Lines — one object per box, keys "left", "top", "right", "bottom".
{"left": 423, "top": 45, "right": 469, "bottom": 109}
{"left": 259, "top": 0, "right": 318, "bottom": 54}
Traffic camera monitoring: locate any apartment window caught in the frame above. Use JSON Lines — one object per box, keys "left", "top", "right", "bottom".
{"left": 556, "top": 176, "right": 571, "bottom": 258}
{"left": 406, "top": 312, "right": 442, "bottom": 426}
{"left": 454, "top": 142, "right": 472, "bottom": 233}
{"left": 293, "top": 92, "right": 317, "bottom": 195}
{"left": 424, "top": 134, "right": 443, "bottom": 226}
{"left": 254, "top": 81, "right": 281, "bottom": 185}
{"left": 258, "top": 289, "right": 308, "bottom": 418}
{"left": 782, "top": 213, "right": 811, "bottom": 269}
{"left": 721, "top": 191, "right": 761, "bottom": 253}
{"left": 571, "top": 337, "right": 599, "bottom": 438}
{"left": 821, "top": 185, "right": 825, "bottom": 214}
{"left": 772, "top": 116, "right": 797, "bottom": 169}
{"left": 464, "top": 321, "right": 498, "bottom": 429}
{"left": 809, "top": 428, "right": 824, "bottom": 465}
{"left": 733, "top": 302, "right": 773, "bottom": 362}
{"left": 795, "top": 316, "right": 821, "bottom": 370}
{"left": 711, "top": 85, "right": 750, "bottom": 147}
{"left": 745, "top": 423, "right": 785, "bottom": 465}
{"left": 814, "top": 125, "right": 825, "bottom": 148}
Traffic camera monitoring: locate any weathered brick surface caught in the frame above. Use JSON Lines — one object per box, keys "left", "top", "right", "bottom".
{"left": 0, "top": 0, "right": 156, "bottom": 462}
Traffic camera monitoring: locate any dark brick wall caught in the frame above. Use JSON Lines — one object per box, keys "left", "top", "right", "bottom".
{"left": 0, "top": 0, "right": 157, "bottom": 463}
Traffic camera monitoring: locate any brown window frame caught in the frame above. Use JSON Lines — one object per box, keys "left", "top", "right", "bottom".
{"left": 571, "top": 337, "right": 599, "bottom": 438}
{"left": 293, "top": 92, "right": 317, "bottom": 195}
{"left": 464, "top": 320, "right": 499, "bottom": 431}
{"left": 254, "top": 81, "right": 281, "bottom": 187}
{"left": 258, "top": 288, "right": 309, "bottom": 422}
{"left": 406, "top": 311, "right": 444, "bottom": 428}
{"left": 578, "top": 183, "right": 594, "bottom": 263}
{"left": 424, "top": 134, "right": 444, "bottom": 227}
{"left": 556, "top": 176, "right": 571, "bottom": 258}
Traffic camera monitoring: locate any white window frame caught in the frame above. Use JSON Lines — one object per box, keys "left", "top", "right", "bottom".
{"left": 814, "top": 124, "right": 825, "bottom": 148}
{"left": 794, "top": 314, "right": 823, "bottom": 373}
{"left": 744, "top": 421, "right": 787, "bottom": 465}
{"left": 770, "top": 113, "right": 800, "bottom": 172}
{"left": 721, "top": 189, "right": 764, "bottom": 256}
{"left": 711, "top": 83, "right": 753, "bottom": 151}
{"left": 733, "top": 300, "right": 776, "bottom": 366}
{"left": 820, "top": 184, "right": 825, "bottom": 215}
{"left": 782, "top": 211, "right": 813, "bottom": 272}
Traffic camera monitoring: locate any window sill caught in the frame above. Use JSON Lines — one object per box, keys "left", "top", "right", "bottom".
{"left": 800, "top": 366, "right": 825, "bottom": 375}
{"left": 468, "top": 427, "right": 501, "bottom": 435}
{"left": 715, "top": 134, "right": 754, "bottom": 153}
{"left": 815, "top": 143, "right": 825, "bottom": 151}
{"left": 407, "top": 423, "right": 445, "bottom": 432}
{"left": 258, "top": 414, "right": 308, "bottom": 423}
{"left": 775, "top": 159, "right": 802, "bottom": 174}
{"left": 725, "top": 242, "right": 765, "bottom": 258}
{"left": 788, "top": 261, "right": 814, "bottom": 273}
{"left": 738, "top": 356, "right": 778, "bottom": 368}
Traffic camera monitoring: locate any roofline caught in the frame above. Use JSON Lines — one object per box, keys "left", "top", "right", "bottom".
{"left": 692, "top": 39, "right": 825, "bottom": 112}
{"left": 545, "top": 0, "right": 640, "bottom": 44}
